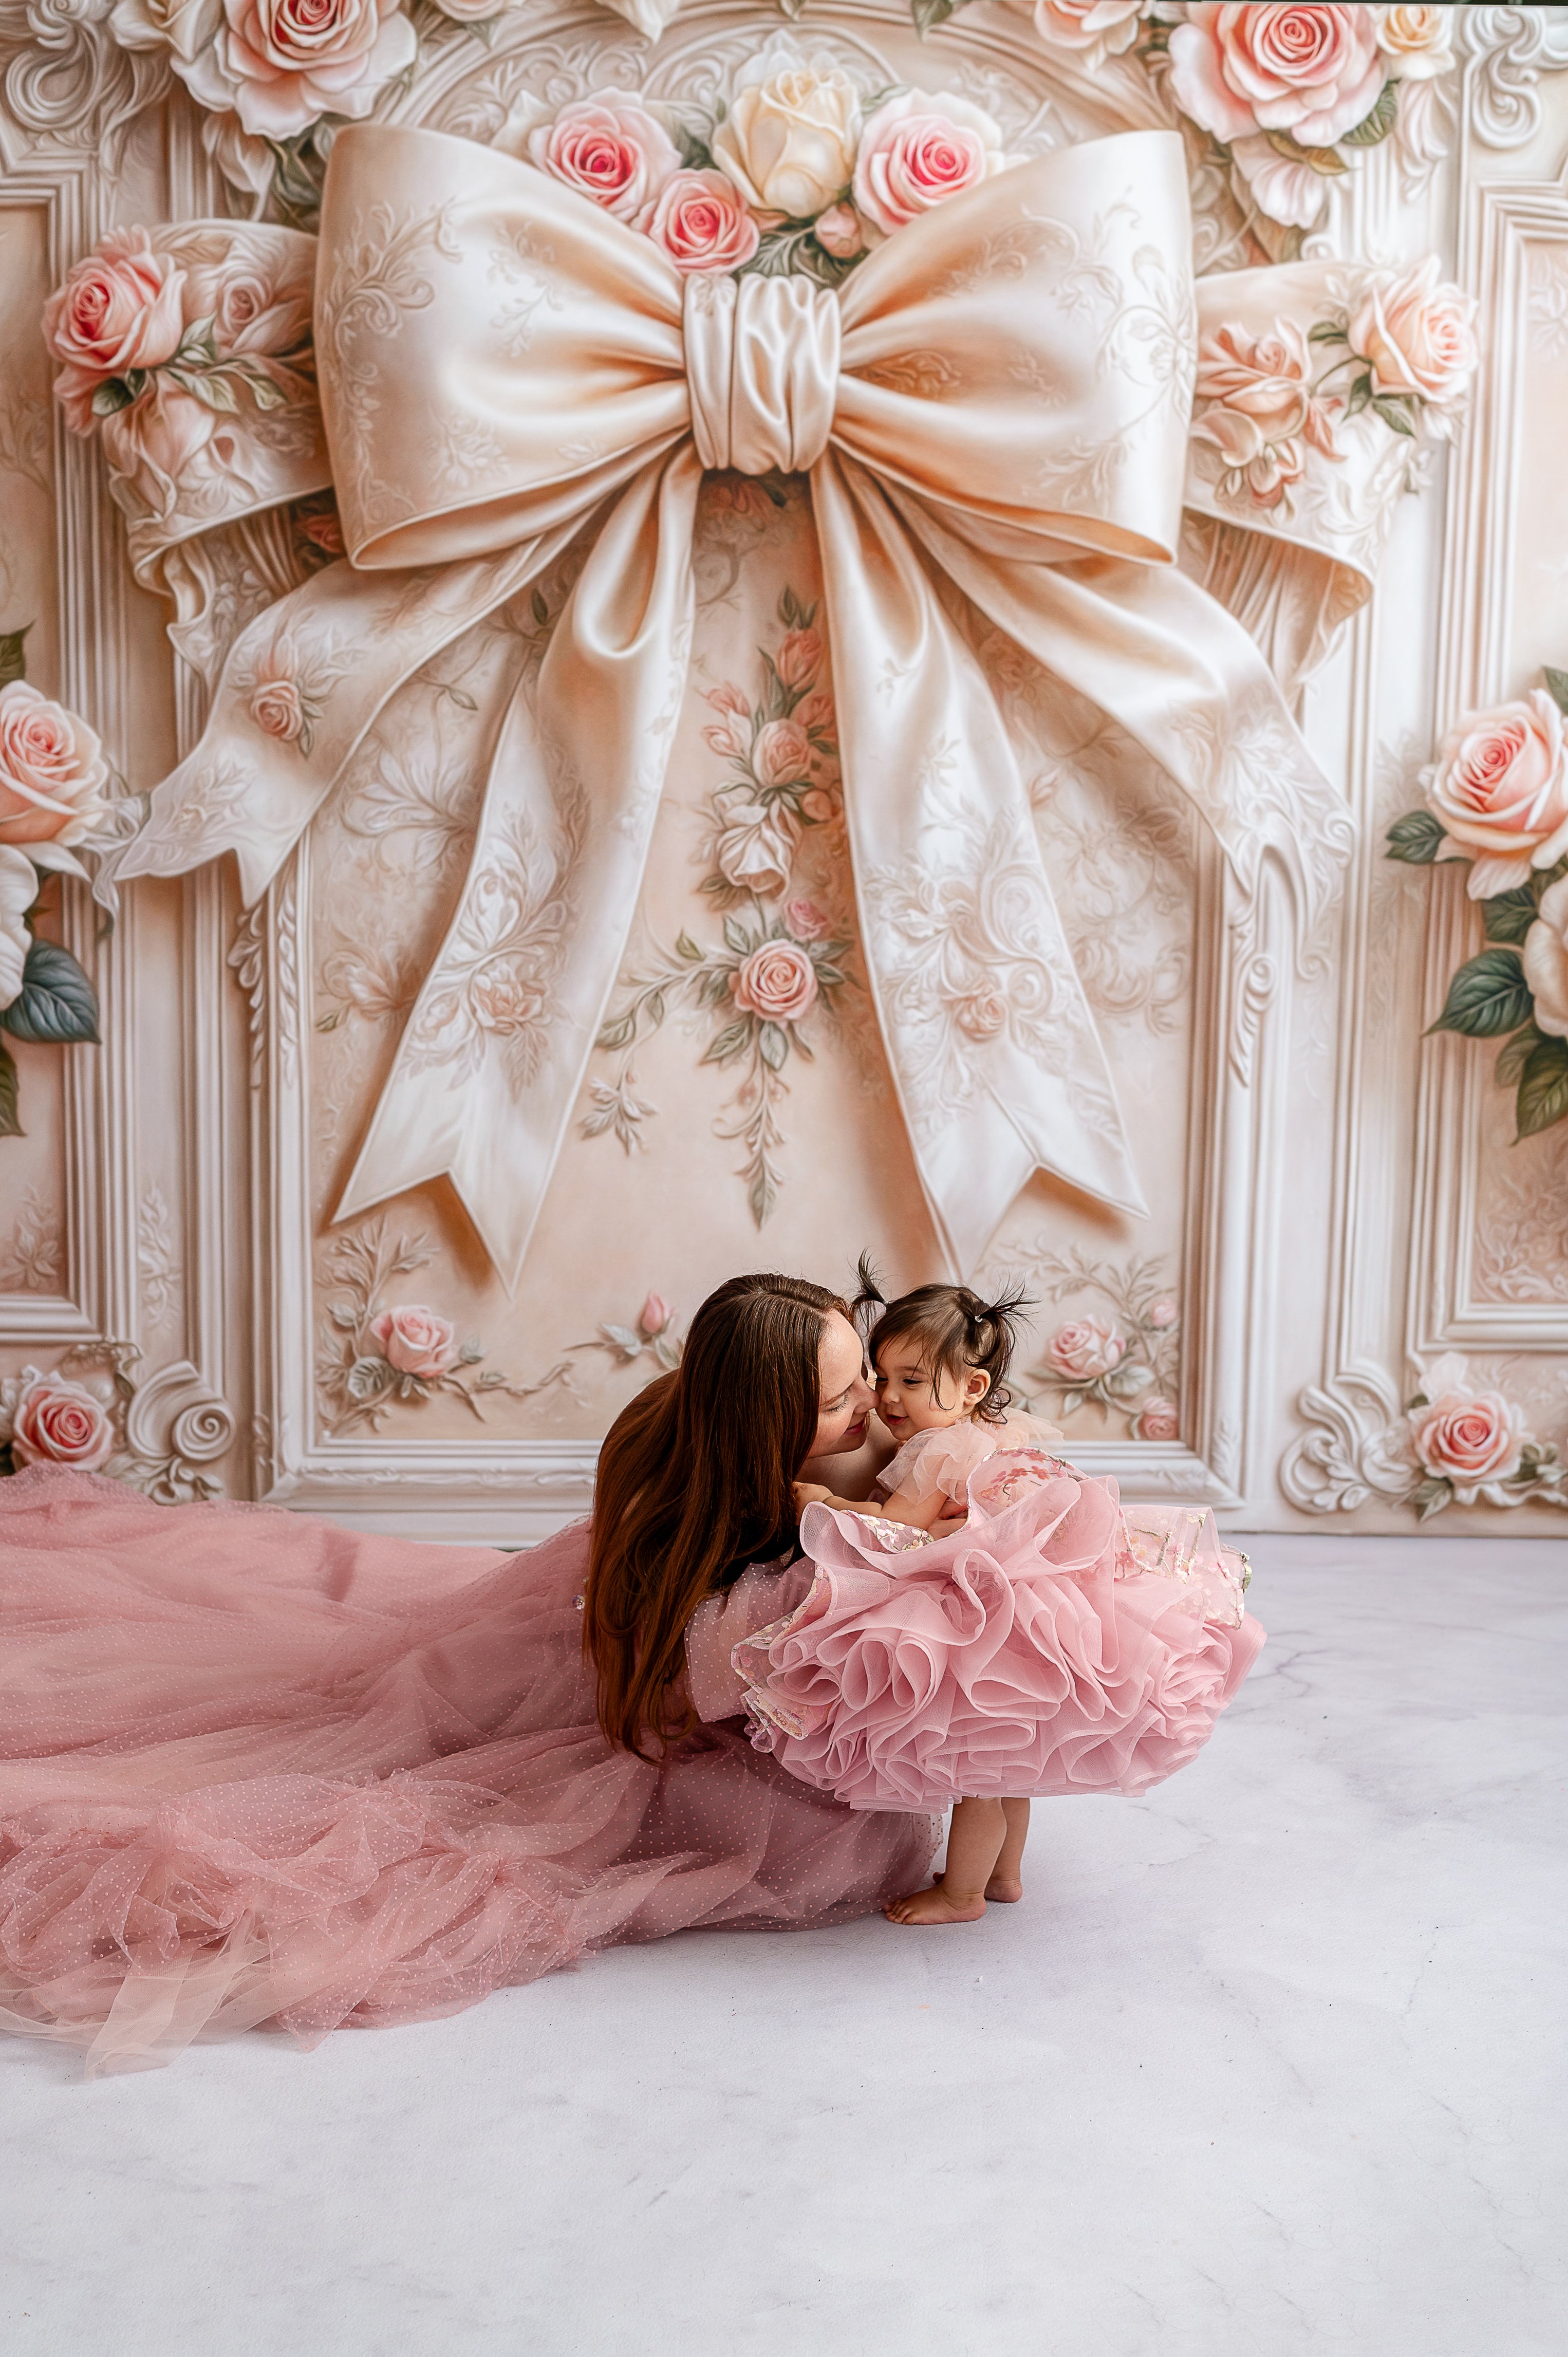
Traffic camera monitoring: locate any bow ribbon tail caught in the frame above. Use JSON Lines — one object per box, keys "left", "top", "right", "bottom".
{"left": 334, "top": 452, "right": 702, "bottom": 1289}
{"left": 888, "top": 496, "right": 1355, "bottom": 939}
{"left": 813, "top": 453, "right": 1148, "bottom": 1277}
{"left": 107, "top": 534, "right": 583, "bottom": 903}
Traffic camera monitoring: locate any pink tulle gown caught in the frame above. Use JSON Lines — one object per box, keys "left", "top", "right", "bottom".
{"left": 0, "top": 1469, "right": 937, "bottom": 2074}
{"left": 731, "top": 1444, "right": 1266, "bottom": 1811}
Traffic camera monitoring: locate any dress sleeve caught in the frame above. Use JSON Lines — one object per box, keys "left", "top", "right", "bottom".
{"left": 888, "top": 1422, "right": 1000, "bottom": 1504}
{"left": 684, "top": 1558, "right": 815, "bottom": 1723}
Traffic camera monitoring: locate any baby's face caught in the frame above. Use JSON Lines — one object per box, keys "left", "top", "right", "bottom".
{"left": 874, "top": 1341, "right": 973, "bottom": 1439}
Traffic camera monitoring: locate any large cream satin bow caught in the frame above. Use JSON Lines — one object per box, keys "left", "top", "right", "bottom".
{"left": 116, "top": 123, "right": 1349, "bottom": 1286}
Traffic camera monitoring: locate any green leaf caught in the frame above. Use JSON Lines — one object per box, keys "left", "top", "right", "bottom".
{"left": 0, "top": 939, "right": 100, "bottom": 1045}
{"left": 1308, "top": 319, "right": 1349, "bottom": 345}
{"left": 757, "top": 1021, "right": 789, "bottom": 1072}
{"left": 675, "top": 931, "right": 704, "bottom": 962}
{"left": 748, "top": 1164, "right": 776, "bottom": 1226}
{"left": 188, "top": 368, "right": 240, "bottom": 415}
{"left": 1345, "top": 373, "right": 1372, "bottom": 418}
{"left": 595, "top": 1013, "right": 636, "bottom": 1052}
{"left": 1543, "top": 666, "right": 1568, "bottom": 717}
{"left": 1412, "top": 1475, "right": 1453, "bottom": 1521}
{"left": 0, "top": 624, "right": 29, "bottom": 688}
{"left": 722, "top": 915, "right": 754, "bottom": 957}
{"left": 910, "top": 0, "right": 968, "bottom": 33}
{"left": 1516, "top": 1033, "right": 1568, "bottom": 1139}
{"left": 1427, "top": 947, "right": 1533, "bottom": 1040}
{"left": 1341, "top": 77, "right": 1399, "bottom": 146}
{"left": 246, "top": 372, "right": 287, "bottom": 412}
{"left": 702, "top": 1018, "right": 752, "bottom": 1067}
{"left": 1386, "top": 808, "right": 1447, "bottom": 864}
{"left": 0, "top": 1041, "right": 20, "bottom": 1137}
{"left": 1264, "top": 128, "right": 1347, "bottom": 175}
{"left": 90, "top": 377, "right": 135, "bottom": 417}
{"left": 1483, "top": 886, "right": 1539, "bottom": 944}
{"left": 1495, "top": 1023, "right": 1541, "bottom": 1086}
{"left": 645, "top": 990, "right": 666, "bottom": 1028}
{"left": 1370, "top": 394, "right": 1416, "bottom": 437}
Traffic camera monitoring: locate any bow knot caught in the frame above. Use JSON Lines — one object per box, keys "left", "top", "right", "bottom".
{"left": 684, "top": 273, "right": 841, "bottom": 476}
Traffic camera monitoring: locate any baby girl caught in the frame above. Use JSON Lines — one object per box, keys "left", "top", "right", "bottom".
{"left": 792, "top": 1265, "right": 1061, "bottom": 1926}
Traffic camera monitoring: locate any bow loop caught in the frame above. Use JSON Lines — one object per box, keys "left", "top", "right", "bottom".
{"left": 684, "top": 274, "right": 840, "bottom": 475}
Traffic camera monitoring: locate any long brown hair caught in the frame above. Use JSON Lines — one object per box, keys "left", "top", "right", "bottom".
{"left": 584, "top": 1271, "right": 846, "bottom": 1758}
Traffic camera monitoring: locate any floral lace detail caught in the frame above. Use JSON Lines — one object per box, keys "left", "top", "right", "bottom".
{"left": 402, "top": 797, "right": 584, "bottom": 1098}
{"left": 318, "top": 201, "right": 462, "bottom": 545}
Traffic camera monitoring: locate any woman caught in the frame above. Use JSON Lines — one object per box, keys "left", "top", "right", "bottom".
{"left": 0, "top": 1274, "right": 937, "bottom": 2074}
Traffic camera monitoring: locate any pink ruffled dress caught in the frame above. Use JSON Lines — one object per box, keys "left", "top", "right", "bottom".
{"left": 732, "top": 1426, "right": 1264, "bottom": 1811}
{"left": 0, "top": 1469, "right": 937, "bottom": 2073}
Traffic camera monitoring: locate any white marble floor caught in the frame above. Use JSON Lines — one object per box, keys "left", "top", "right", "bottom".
{"left": 3, "top": 1534, "right": 1564, "bottom": 2357}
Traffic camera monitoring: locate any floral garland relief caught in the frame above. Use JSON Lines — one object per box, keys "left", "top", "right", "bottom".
{"left": 1018, "top": 1250, "right": 1183, "bottom": 1443}
{"left": 0, "top": 632, "right": 107, "bottom": 1139}
{"left": 585, "top": 585, "right": 853, "bottom": 1225}
{"left": 1388, "top": 668, "right": 1568, "bottom": 1146}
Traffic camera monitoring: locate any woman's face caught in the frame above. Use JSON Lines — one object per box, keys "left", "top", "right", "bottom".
{"left": 800, "top": 1310, "right": 874, "bottom": 1470}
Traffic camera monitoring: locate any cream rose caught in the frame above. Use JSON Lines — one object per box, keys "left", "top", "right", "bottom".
{"left": 214, "top": 0, "right": 417, "bottom": 142}
{"left": 713, "top": 64, "right": 861, "bottom": 222}
{"left": 109, "top": 0, "right": 223, "bottom": 62}
{"left": 7, "top": 1371, "right": 117, "bottom": 1472}
{"left": 785, "top": 897, "right": 829, "bottom": 940}
{"left": 0, "top": 845, "right": 34, "bottom": 1010}
{"left": 1522, "top": 876, "right": 1568, "bottom": 1041}
{"left": 1168, "top": 4, "right": 1386, "bottom": 150}
{"left": 951, "top": 987, "right": 1007, "bottom": 1041}
{"left": 1423, "top": 689, "right": 1568, "bottom": 899}
{"left": 1137, "top": 1396, "right": 1180, "bottom": 1442}
{"left": 1348, "top": 257, "right": 1478, "bottom": 422}
{"left": 853, "top": 90, "right": 1009, "bottom": 237}
{"left": 528, "top": 94, "right": 681, "bottom": 227}
{"left": 1032, "top": 0, "right": 1144, "bottom": 70}
{"left": 645, "top": 170, "right": 760, "bottom": 275}
{"left": 180, "top": 246, "right": 314, "bottom": 359}
{"left": 1376, "top": 4, "right": 1454, "bottom": 81}
{"left": 1192, "top": 317, "right": 1338, "bottom": 505}
{"left": 369, "top": 1305, "right": 459, "bottom": 1380}
{"left": 0, "top": 683, "right": 111, "bottom": 850}
{"left": 1408, "top": 1356, "right": 1526, "bottom": 1499}
{"left": 715, "top": 804, "right": 800, "bottom": 899}
{"left": 752, "top": 717, "right": 812, "bottom": 788}
{"left": 731, "top": 939, "right": 819, "bottom": 1023}
{"left": 1045, "top": 1316, "right": 1124, "bottom": 1384}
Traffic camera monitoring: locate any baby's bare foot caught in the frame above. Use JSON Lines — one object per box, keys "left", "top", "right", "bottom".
{"left": 884, "top": 1881, "right": 986, "bottom": 1925}
{"left": 983, "top": 1872, "right": 1023, "bottom": 1904}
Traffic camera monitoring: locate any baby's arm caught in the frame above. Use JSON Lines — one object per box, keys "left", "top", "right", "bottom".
{"left": 793, "top": 1478, "right": 960, "bottom": 1532}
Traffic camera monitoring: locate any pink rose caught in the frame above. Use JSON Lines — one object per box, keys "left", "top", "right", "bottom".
{"left": 9, "top": 1373, "right": 116, "bottom": 1471}
{"left": 799, "top": 787, "right": 835, "bottom": 823}
{"left": 1423, "top": 688, "right": 1568, "bottom": 899}
{"left": 645, "top": 171, "right": 760, "bottom": 276}
{"left": 786, "top": 897, "right": 829, "bottom": 940}
{"left": 1348, "top": 257, "right": 1478, "bottom": 421}
{"left": 1523, "top": 876, "right": 1568, "bottom": 1041}
{"left": 1169, "top": 5, "right": 1386, "bottom": 150}
{"left": 1147, "top": 1297, "right": 1180, "bottom": 1329}
{"left": 46, "top": 228, "right": 188, "bottom": 433}
{"left": 951, "top": 988, "right": 1007, "bottom": 1041}
{"left": 775, "top": 629, "right": 822, "bottom": 689}
{"left": 301, "top": 505, "right": 345, "bottom": 554}
{"left": 1408, "top": 1357, "right": 1526, "bottom": 1499}
{"left": 797, "top": 689, "right": 834, "bottom": 735}
{"left": 813, "top": 202, "right": 864, "bottom": 259}
{"left": 853, "top": 90, "right": 1009, "bottom": 238}
{"left": 1137, "top": 1396, "right": 1181, "bottom": 1442}
{"left": 638, "top": 1291, "right": 672, "bottom": 1338}
{"left": 731, "top": 939, "right": 819, "bottom": 1024}
{"left": 249, "top": 675, "right": 305, "bottom": 742}
{"left": 527, "top": 94, "right": 681, "bottom": 227}
{"left": 1046, "top": 1316, "right": 1124, "bottom": 1383}
{"left": 217, "top": 0, "right": 417, "bottom": 142}
{"left": 752, "top": 717, "right": 812, "bottom": 789}
{"left": 369, "top": 1305, "right": 459, "bottom": 1380}
{"left": 0, "top": 682, "right": 111, "bottom": 849}
{"left": 1032, "top": 0, "right": 1145, "bottom": 70}
{"left": 706, "top": 682, "right": 749, "bottom": 717}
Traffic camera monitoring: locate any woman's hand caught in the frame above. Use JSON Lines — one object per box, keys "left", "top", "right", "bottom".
{"left": 792, "top": 1480, "right": 833, "bottom": 1516}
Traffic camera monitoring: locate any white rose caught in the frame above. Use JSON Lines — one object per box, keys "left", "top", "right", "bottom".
{"left": 0, "top": 844, "right": 35, "bottom": 1010}
{"left": 1376, "top": 5, "right": 1454, "bottom": 82}
{"left": 712, "top": 62, "right": 862, "bottom": 222}
{"left": 109, "top": 0, "right": 223, "bottom": 60}
{"left": 1522, "top": 875, "right": 1568, "bottom": 1040}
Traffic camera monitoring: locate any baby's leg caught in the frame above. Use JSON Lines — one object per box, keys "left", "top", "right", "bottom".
{"left": 985, "top": 1799, "right": 1031, "bottom": 1903}
{"left": 885, "top": 1797, "right": 1006, "bottom": 1925}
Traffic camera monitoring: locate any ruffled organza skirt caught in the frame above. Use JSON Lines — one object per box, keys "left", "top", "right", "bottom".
{"left": 734, "top": 1456, "right": 1265, "bottom": 1811}
{"left": 0, "top": 1470, "right": 937, "bottom": 2073}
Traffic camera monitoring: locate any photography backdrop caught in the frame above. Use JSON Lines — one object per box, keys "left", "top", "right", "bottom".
{"left": 3, "top": 1, "right": 1567, "bottom": 1538}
